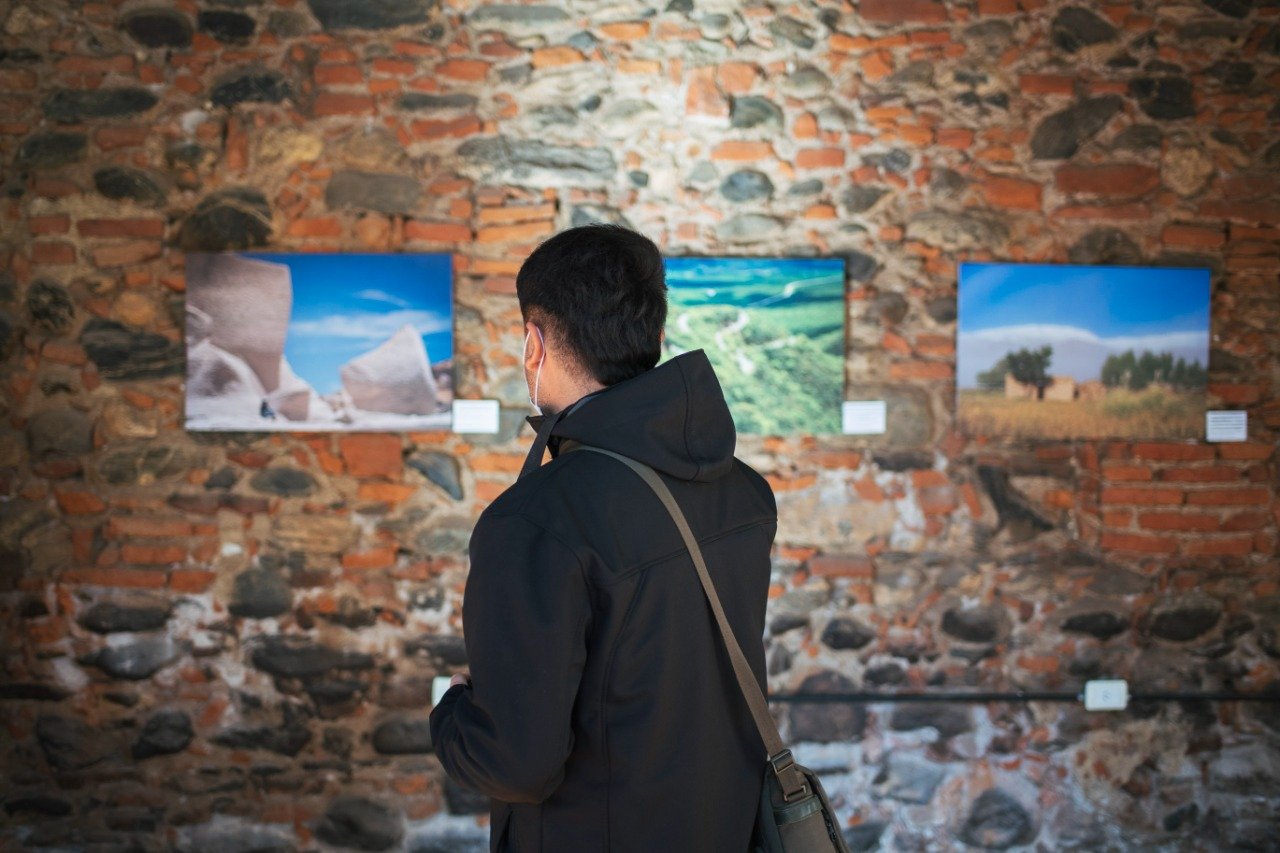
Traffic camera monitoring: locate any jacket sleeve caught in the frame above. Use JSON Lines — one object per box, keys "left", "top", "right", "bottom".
{"left": 429, "top": 511, "right": 590, "bottom": 804}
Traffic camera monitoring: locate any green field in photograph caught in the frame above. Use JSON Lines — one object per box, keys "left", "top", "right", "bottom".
{"left": 664, "top": 258, "right": 846, "bottom": 436}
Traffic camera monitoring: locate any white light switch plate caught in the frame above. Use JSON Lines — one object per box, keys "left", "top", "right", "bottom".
{"left": 1084, "top": 679, "right": 1129, "bottom": 711}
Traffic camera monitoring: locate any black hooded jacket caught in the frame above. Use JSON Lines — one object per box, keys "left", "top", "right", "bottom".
{"left": 429, "top": 350, "right": 777, "bottom": 852}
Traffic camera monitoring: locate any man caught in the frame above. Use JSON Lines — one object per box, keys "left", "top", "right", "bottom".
{"left": 429, "top": 224, "right": 777, "bottom": 851}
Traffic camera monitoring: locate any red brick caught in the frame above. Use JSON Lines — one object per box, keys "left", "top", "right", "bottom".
{"left": 404, "top": 221, "right": 471, "bottom": 242}
{"left": 1020, "top": 74, "right": 1074, "bottom": 95}
{"left": 92, "top": 241, "right": 162, "bottom": 267}
{"left": 1183, "top": 536, "right": 1256, "bottom": 557}
{"left": 409, "top": 115, "right": 482, "bottom": 140}
{"left": 477, "top": 204, "right": 558, "bottom": 225}
{"left": 476, "top": 221, "right": 554, "bottom": 243}
{"left": 1217, "top": 443, "right": 1274, "bottom": 461}
{"left": 312, "top": 92, "right": 376, "bottom": 116}
{"left": 121, "top": 544, "right": 187, "bottom": 565}
{"left": 795, "top": 147, "right": 846, "bottom": 169}
{"left": 358, "top": 482, "right": 416, "bottom": 503}
{"left": 31, "top": 241, "right": 76, "bottom": 265}
{"left": 94, "top": 125, "right": 151, "bottom": 150}
{"left": 1196, "top": 200, "right": 1280, "bottom": 223}
{"left": 717, "top": 63, "right": 758, "bottom": 94}
{"left": 339, "top": 434, "right": 403, "bottom": 479}
{"left": 77, "top": 218, "right": 166, "bottom": 238}
{"left": 685, "top": 67, "right": 727, "bottom": 118}
{"left": 1207, "top": 383, "right": 1262, "bottom": 405}
{"left": 980, "top": 176, "right": 1042, "bottom": 210}
{"left": 859, "top": 0, "right": 948, "bottom": 24}
{"left": 1100, "top": 487, "right": 1184, "bottom": 506}
{"left": 1162, "top": 223, "right": 1225, "bottom": 248}
{"left": 936, "top": 127, "right": 974, "bottom": 149}
{"left": 807, "top": 555, "right": 874, "bottom": 579}
{"left": 1186, "top": 488, "right": 1272, "bottom": 507}
{"left": 1222, "top": 511, "right": 1269, "bottom": 531}
{"left": 889, "top": 360, "right": 952, "bottom": 381}
{"left": 169, "top": 569, "right": 216, "bottom": 593}
{"left": 1055, "top": 164, "right": 1160, "bottom": 197}
{"left": 62, "top": 567, "right": 167, "bottom": 589}
{"left": 29, "top": 215, "right": 70, "bottom": 235}
{"left": 287, "top": 217, "right": 344, "bottom": 238}
{"left": 475, "top": 480, "right": 507, "bottom": 502}
{"left": 1137, "top": 511, "right": 1220, "bottom": 532}
{"left": 372, "top": 58, "right": 417, "bottom": 76}
{"left": 107, "top": 517, "right": 195, "bottom": 538}
{"left": 1101, "top": 463, "right": 1152, "bottom": 481}
{"left": 918, "top": 485, "right": 959, "bottom": 515}
{"left": 1131, "top": 442, "right": 1216, "bottom": 462}
{"left": 1101, "top": 532, "right": 1179, "bottom": 554}
{"left": 711, "top": 141, "right": 774, "bottom": 162}
{"left": 342, "top": 547, "right": 397, "bottom": 570}
{"left": 55, "top": 490, "right": 106, "bottom": 515}
{"left": 978, "top": 0, "right": 1019, "bottom": 12}
{"left": 436, "top": 59, "right": 490, "bottom": 81}
{"left": 601, "top": 21, "right": 650, "bottom": 39}
{"left": 532, "top": 46, "right": 584, "bottom": 69}
{"left": 469, "top": 452, "right": 525, "bottom": 473}
{"left": 1161, "top": 466, "right": 1244, "bottom": 483}
{"left": 314, "top": 63, "right": 363, "bottom": 85}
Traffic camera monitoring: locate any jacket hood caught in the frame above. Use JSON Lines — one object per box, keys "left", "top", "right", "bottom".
{"left": 527, "top": 350, "right": 737, "bottom": 482}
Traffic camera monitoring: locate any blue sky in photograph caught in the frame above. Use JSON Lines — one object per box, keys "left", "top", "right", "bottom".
{"left": 246, "top": 252, "right": 453, "bottom": 395}
{"left": 955, "top": 262, "right": 1211, "bottom": 387}
{"left": 958, "top": 262, "right": 1210, "bottom": 337}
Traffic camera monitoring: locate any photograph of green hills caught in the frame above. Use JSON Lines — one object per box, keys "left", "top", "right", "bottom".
{"left": 663, "top": 257, "right": 847, "bottom": 435}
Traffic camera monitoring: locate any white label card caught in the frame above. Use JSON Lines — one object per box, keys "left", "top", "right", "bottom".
{"left": 1205, "top": 410, "right": 1247, "bottom": 442}
{"left": 842, "top": 400, "right": 887, "bottom": 435}
{"left": 452, "top": 399, "right": 501, "bottom": 434}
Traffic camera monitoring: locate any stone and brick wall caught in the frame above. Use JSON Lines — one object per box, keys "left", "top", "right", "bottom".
{"left": 1, "top": 0, "right": 1277, "bottom": 850}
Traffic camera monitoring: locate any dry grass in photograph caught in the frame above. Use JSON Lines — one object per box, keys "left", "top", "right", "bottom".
{"left": 958, "top": 387, "right": 1204, "bottom": 440}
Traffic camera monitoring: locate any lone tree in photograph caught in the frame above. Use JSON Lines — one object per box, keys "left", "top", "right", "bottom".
{"left": 1005, "top": 346, "right": 1053, "bottom": 400}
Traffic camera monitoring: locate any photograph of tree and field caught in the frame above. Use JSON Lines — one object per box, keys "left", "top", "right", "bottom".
{"left": 663, "top": 257, "right": 846, "bottom": 435}
{"left": 956, "top": 262, "right": 1211, "bottom": 440}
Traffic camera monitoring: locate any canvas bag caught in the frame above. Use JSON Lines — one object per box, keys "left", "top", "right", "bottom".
{"left": 570, "top": 445, "right": 850, "bottom": 853}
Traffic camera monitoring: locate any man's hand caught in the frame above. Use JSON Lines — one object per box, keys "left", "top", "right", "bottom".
{"left": 450, "top": 672, "right": 471, "bottom": 689}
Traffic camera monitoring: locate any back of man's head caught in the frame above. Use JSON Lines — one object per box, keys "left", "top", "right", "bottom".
{"left": 516, "top": 224, "right": 667, "bottom": 387}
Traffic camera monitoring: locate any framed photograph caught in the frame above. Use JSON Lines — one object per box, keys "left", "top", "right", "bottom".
{"left": 956, "top": 262, "right": 1211, "bottom": 440}
{"left": 663, "top": 256, "right": 847, "bottom": 435}
{"left": 185, "top": 252, "right": 453, "bottom": 431}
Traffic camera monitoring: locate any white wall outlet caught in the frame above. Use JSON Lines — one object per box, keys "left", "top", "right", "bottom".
{"left": 1084, "top": 679, "right": 1129, "bottom": 711}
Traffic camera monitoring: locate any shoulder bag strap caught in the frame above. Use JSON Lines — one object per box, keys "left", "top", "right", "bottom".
{"left": 571, "top": 445, "right": 807, "bottom": 798}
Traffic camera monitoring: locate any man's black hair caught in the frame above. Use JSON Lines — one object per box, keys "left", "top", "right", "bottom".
{"left": 516, "top": 224, "right": 667, "bottom": 387}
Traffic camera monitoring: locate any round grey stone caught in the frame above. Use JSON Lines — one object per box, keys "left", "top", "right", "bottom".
{"left": 308, "top": 0, "right": 434, "bottom": 31}
{"left": 43, "top": 87, "right": 158, "bottom": 123}
{"left": 229, "top": 569, "right": 293, "bottom": 618}
{"left": 15, "top": 132, "right": 87, "bottom": 169}
{"left": 120, "top": 7, "right": 194, "bottom": 47}
{"left": 315, "top": 795, "right": 404, "bottom": 851}
{"left": 958, "top": 788, "right": 1035, "bottom": 849}
{"left": 26, "top": 407, "right": 93, "bottom": 459}
{"left": 719, "top": 169, "right": 774, "bottom": 202}
{"left": 94, "top": 166, "right": 167, "bottom": 207}
{"left": 26, "top": 279, "right": 74, "bottom": 333}
{"left": 78, "top": 600, "right": 171, "bottom": 634}
{"left": 132, "top": 709, "right": 194, "bottom": 759}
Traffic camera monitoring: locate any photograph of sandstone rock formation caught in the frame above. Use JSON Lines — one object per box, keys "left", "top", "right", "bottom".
{"left": 957, "top": 262, "right": 1210, "bottom": 439}
{"left": 185, "top": 252, "right": 453, "bottom": 430}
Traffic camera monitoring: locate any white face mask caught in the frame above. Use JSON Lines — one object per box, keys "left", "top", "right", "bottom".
{"left": 523, "top": 325, "right": 546, "bottom": 415}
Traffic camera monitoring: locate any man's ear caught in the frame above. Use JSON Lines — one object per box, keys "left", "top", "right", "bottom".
{"left": 524, "top": 320, "right": 545, "bottom": 369}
